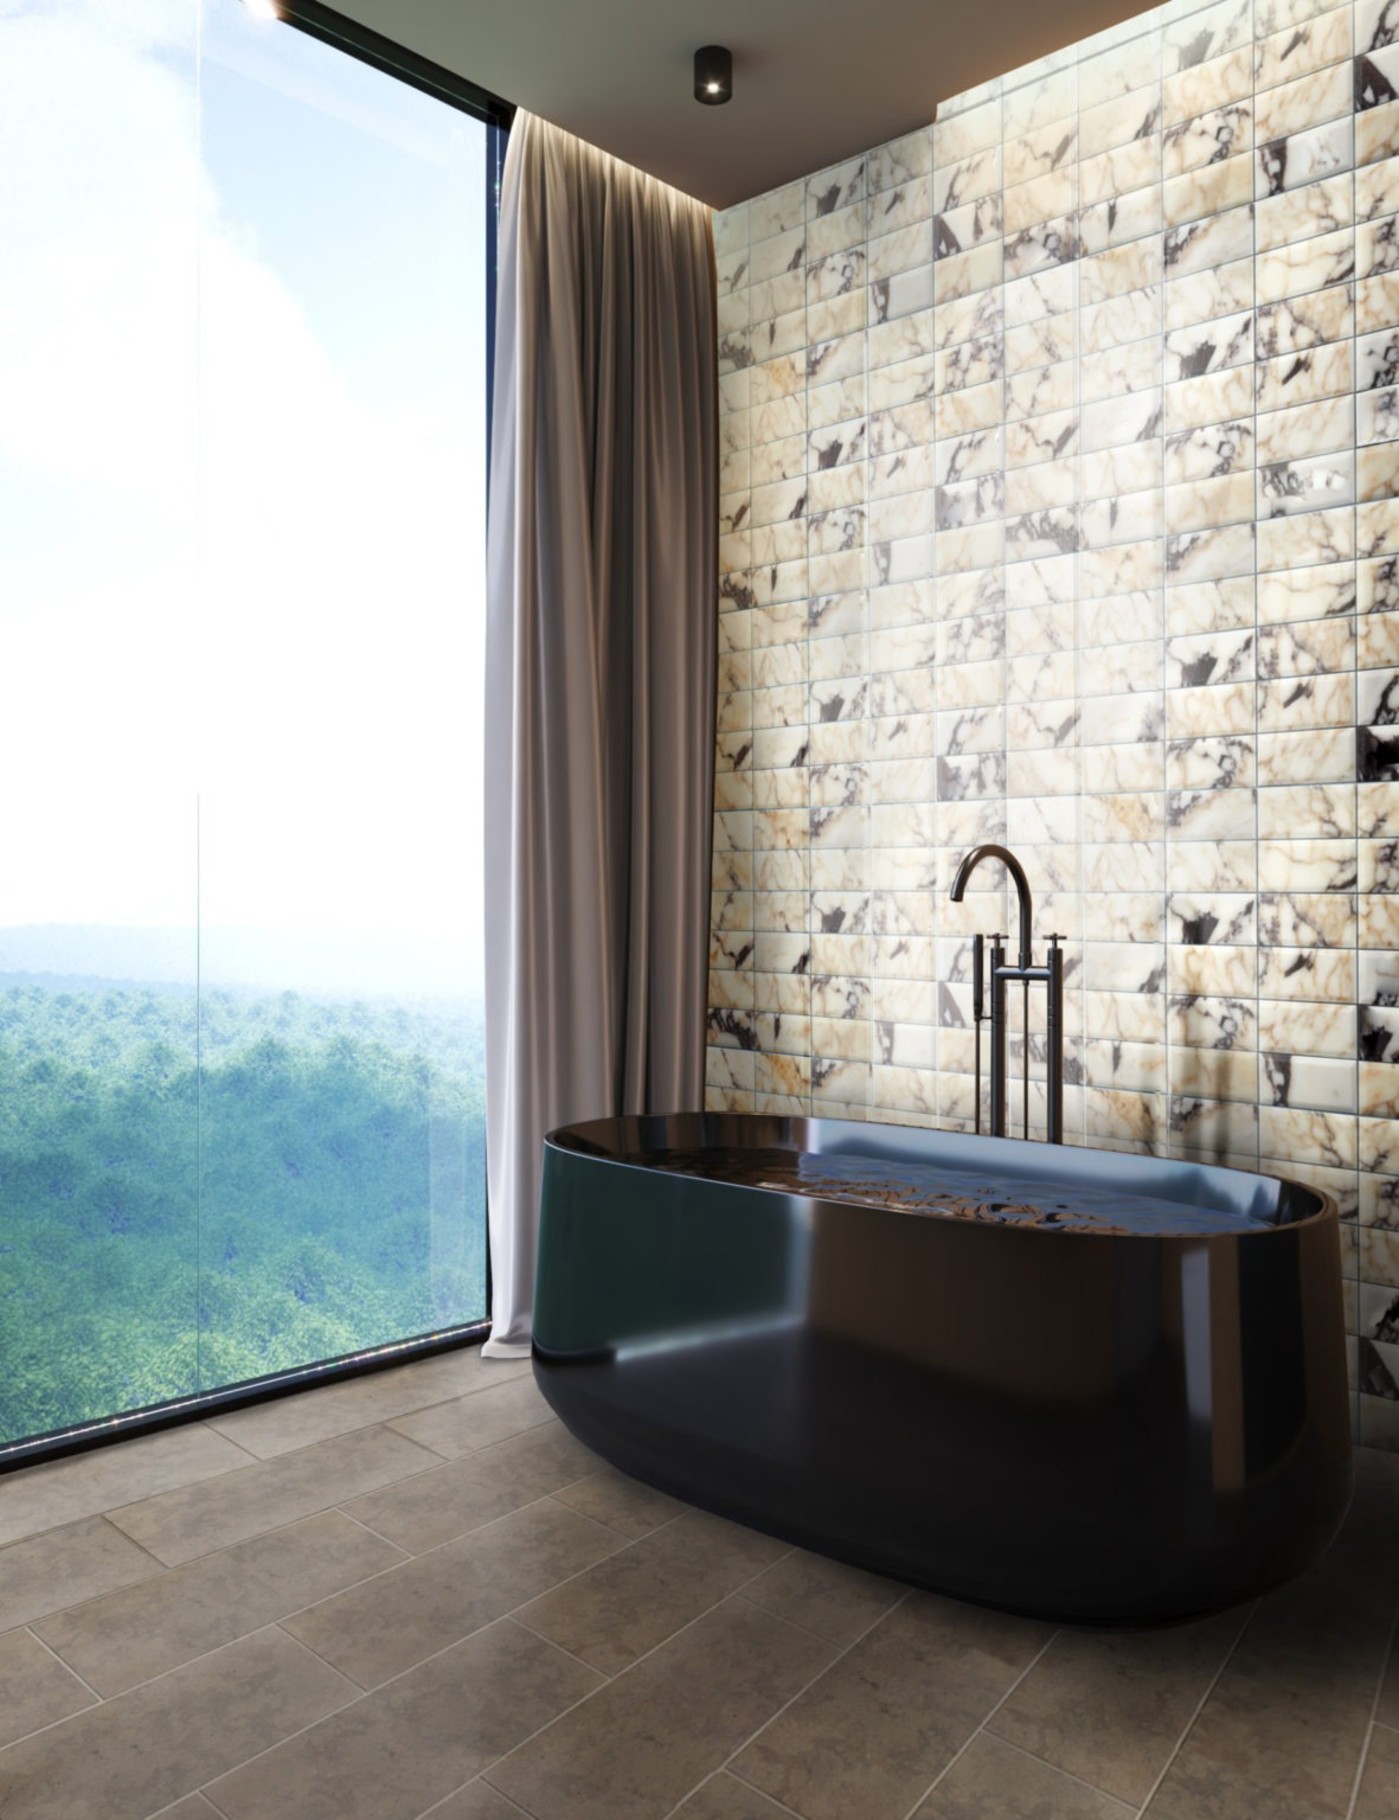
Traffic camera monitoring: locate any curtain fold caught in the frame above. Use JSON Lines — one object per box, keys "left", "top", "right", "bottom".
{"left": 482, "top": 111, "right": 718, "bottom": 1357}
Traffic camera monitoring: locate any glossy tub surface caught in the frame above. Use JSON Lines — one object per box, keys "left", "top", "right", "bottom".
{"left": 533, "top": 1113, "right": 1352, "bottom": 1625}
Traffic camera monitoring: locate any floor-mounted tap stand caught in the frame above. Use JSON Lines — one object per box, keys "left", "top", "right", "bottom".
{"left": 970, "top": 930, "right": 1064, "bottom": 1143}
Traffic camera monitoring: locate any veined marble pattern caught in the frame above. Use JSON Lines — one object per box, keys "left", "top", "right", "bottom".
{"left": 708, "top": 0, "right": 1399, "bottom": 1450}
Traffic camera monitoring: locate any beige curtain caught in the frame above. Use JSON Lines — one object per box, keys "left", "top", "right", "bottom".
{"left": 482, "top": 112, "right": 718, "bottom": 1357}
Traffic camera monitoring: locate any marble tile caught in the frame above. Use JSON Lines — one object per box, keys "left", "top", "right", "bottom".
{"left": 706, "top": 0, "right": 1394, "bottom": 1415}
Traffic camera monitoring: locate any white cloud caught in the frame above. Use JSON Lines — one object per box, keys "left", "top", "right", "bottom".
{"left": 0, "top": 1, "right": 487, "bottom": 991}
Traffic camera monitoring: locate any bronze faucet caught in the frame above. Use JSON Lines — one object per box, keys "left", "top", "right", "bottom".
{"left": 949, "top": 844, "right": 1064, "bottom": 1143}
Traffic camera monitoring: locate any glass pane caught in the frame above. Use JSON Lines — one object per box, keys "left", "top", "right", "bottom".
{"left": 193, "top": 0, "right": 488, "bottom": 1386}
{"left": 0, "top": 2, "right": 201, "bottom": 1443}
{"left": 0, "top": 0, "right": 488, "bottom": 1451}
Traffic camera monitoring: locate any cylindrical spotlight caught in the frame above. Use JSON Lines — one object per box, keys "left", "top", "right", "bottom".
{"left": 694, "top": 45, "right": 733, "bottom": 105}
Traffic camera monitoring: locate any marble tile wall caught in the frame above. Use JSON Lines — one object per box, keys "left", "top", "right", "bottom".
{"left": 706, "top": 0, "right": 1399, "bottom": 1447}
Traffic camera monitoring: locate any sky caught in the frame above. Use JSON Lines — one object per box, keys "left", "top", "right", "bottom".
{"left": 0, "top": 0, "right": 490, "bottom": 996}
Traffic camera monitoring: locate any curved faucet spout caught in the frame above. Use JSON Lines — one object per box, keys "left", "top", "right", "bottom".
{"left": 949, "top": 843, "right": 1034, "bottom": 969}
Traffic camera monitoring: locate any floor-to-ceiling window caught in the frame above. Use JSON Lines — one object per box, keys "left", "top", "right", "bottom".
{"left": 0, "top": 0, "right": 498, "bottom": 1454}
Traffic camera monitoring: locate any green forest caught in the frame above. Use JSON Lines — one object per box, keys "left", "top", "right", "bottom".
{"left": 0, "top": 978, "right": 487, "bottom": 1445}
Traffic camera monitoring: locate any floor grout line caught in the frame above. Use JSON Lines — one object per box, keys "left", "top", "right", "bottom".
{"left": 663, "top": 1590, "right": 916, "bottom": 1820}
{"left": 0, "top": 1617, "right": 357, "bottom": 1761}
{"left": 730, "top": 1584, "right": 896, "bottom": 1651}
{"left": 148, "top": 1791, "right": 220, "bottom": 1819}
{"left": 412, "top": 1779, "right": 536, "bottom": 1820}
{"left": 80, "top": 1380, "right": 547, "bottom": 1543}
{"left": 893, "top": 1625, "right": 1061, "bottom": 1820}
{"left": 473, "top": 1551, "right": 827, "bottom": 1816}
{"left": 332, "top": 1504, "right": 418, "bottom": 1555}
{"left": 21, "top": 1623, "right": 106, "bottom": 1706}
{"left": 1344, "top": 1599, "right": 1399, "bottom": 1820}
{"left": 499, "top": 1611, "right": 616, "bottom": 1682}
{"left": 196, "top": 1419, "right": 265, "bottom": 1464}
{"left": 17, "top": 1500, "right": 422, "bottom": 1684}
{"left": 0, "top": 1427, "right": 618, "bottom": 1747}
{"left": 198, "top": 1360, "right": 534, "bottom": 1457}
{"left": 1131, "top": 1596, "right": 1260, "bottom": 1818}
{"left": 182, "top": 1502, "right": 777, "bottom": 1807}
{"left": 10, "top": 1456, "right": 696, "bottom": 1763}
{"left": 400, "top": 1412, "right": 560, "bottom": 1467}
{"left": 257, "top": 1492, "right": 647, "bottom": 1688}
{"left": 974, "top": 1728, "right": 1139, "bottom": 1810}
{"left": 102, "top": 1411, "right": 573, "bottom": 1570}
{"left": 99, "top": 1513, "right": 184, "bottom": 1576}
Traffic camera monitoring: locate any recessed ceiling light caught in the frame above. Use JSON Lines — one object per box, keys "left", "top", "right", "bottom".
{"left": 243, "top": 0, "right": 282, "bottom": 19}
{"left": 694, "top": 46, "right": 733, "bottom": 106}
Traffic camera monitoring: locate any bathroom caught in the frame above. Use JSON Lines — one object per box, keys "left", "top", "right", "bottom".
{"left": 0, "top": 0, "right": 1397, "bottom": 1814}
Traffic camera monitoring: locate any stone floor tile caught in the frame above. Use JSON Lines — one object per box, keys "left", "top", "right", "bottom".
{"left": 730, "top": 1592, "right": 1050, "bottom": 1820}
{"left": 0, "top": 1517, "right": 159, "bottom": 1633}
{"left": 283, "top": 1498, "right": 623, "bottom": 1689}
{"left": 205, "top": 1618, "right": 599, "bottom": 1820}
{"left": 913, "top": 1733, "right": 1135, "bottom": 1819}
{"left": 0, "top": 1426, "right": 250, "bottom": 1549}
{"left": 515, "top": 1507, "right": 787, "bottom": 1676}
{"left": 0, "top": 1629, "right": 97, "bottom": 1747}
{"left": 415, "top": 1778, "right": 535, "bottom": 1818}
{"left": 670, "top": 1770, "right": 804, "bottom": 1818}
{"left": 549, "top": 1464, "right": 687, "bottom": 1539}
{"left": 37, "top": 1508, "right": 404, "bottom": 1696}
{"left": 487, "top": 1596, "right": 836, "bottom": 1820}
{"left": 741, "top": 1548, "right": 904, "bottom": 1647}
{"left": 388, "top": 1376, "right": 555, "bottom": 1459}
{"left": 1354, "top": 1724, "right": 1399, "bottom": 1820}
{"left": 203, "top": 1350, "right": 529, "bottom": 1460}
{"left": 988, "top": 1606, "right": 1246, "bottom": 1803}
{"left": 0, "top": 1626, "right": 355, "bottom": 1820}
{"left": 1143, "top": 1538, "right": 1393, "bottom": 1819}
{"left": 106, "top": 1424, "right": 438, "bottom": 1566}
{"left": 148, "top": 1797, "right": 221, "bottom": 1818}
{"left": 342, "top": 1421, "right": 597, "bottom": 1554}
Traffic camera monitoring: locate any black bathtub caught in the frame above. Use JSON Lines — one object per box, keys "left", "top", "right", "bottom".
{"left": 532, "top": 1113, "right": 1352, "bottom": 1625}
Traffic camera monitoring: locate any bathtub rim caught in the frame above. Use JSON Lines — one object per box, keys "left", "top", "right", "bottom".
{"left": 543, "top": 1110, "right": 1338, "bottom": 1240}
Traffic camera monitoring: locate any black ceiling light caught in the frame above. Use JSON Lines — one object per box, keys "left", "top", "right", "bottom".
{"left": 694, "top": 45, "right": 733, "bottom": 105}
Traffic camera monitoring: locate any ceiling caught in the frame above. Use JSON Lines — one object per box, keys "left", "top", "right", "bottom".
{"left": 334, "top": 0, "right": 1158, "bottom": 208}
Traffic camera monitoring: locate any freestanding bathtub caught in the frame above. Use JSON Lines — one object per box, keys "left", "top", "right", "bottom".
{"left": 532, "top": 1113, "right": 1351, "bottom": 1625}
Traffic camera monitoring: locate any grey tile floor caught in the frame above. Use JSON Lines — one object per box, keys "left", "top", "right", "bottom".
{"left": 0, "top": 1347, "right": 1395, "bottom": 1820}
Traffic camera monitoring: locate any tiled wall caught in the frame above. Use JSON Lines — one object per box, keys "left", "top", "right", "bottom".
{"left": 706, "top": 0, "right": 1399, "bottom": 1447}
